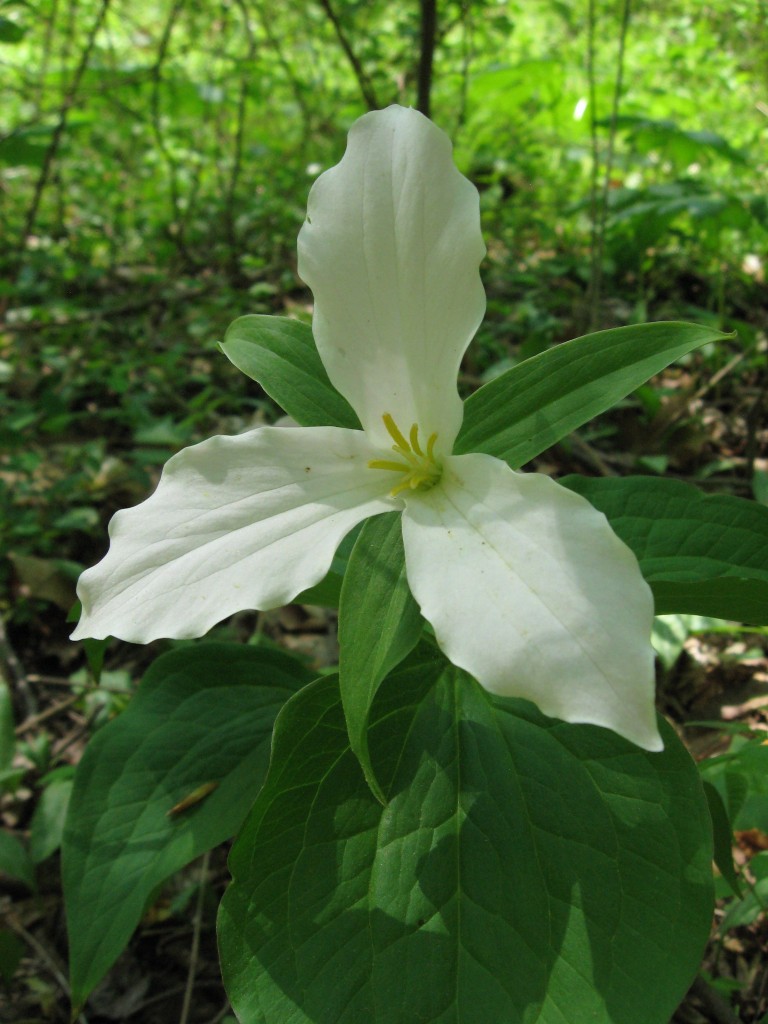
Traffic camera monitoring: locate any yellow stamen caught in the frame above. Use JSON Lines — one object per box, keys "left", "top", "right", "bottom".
{"left": 409, "top": 423, "right": 424, "bottom": 457}
{"left": 368, "top": 458, "right": 411, "bottom": 473}
{"left": 367, "top": 413, "right": 442, "bottom": 498}
{"left": 390, "top": 478, "right": 415, "bottom": 498}
{"left": 383, "top": 412, "right": 410, "bottom": 452}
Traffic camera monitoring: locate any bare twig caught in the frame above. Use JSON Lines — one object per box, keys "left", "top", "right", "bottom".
{"left": 567, "top": 434, "right": 619, "bottom": 477}
{"left": 0, "top": 618, "right": 36, "bottom": 718}
{"left": 252, "top": 0, "right": 313, "bottom": 127}
{"left": 315, "top": 0, "right": 379, "bottom": 110}
{"left": 6, "top": 914, "right": 89, "bottom": 1024}
{"left": 204, "top": 1001, "right": 235, "bottom": 1024}
{"left": 416, "top": 0, "right": 437, "bottom": 117}
{"left": 149, "top": 0, "right": 189, "bottom": 258}
{"left": 454, "top": 1, "right": 473, "bottom": 131}
{"left": 15, "top": 693, "right": 81, "bottom": 736}
{"left": 179, "top": 850, "right": 211, "bottom": 1024}
{"left": 660, "top": 350, "right": 746, "bottom": 431}
{"left": 51, "top": 704, "right": 101, "bottom": 761}
{"left": 226, "top": 0, "right": 258, "bottom": 272}
{"left": 15, "top": 0, "right": 112, "bottom": 270}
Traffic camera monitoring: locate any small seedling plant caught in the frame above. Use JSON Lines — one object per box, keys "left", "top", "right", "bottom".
{"left": 63, "top": 106, "right": 768, "bottom": 1023}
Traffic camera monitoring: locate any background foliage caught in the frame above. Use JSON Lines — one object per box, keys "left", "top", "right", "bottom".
{"left": 1, "top": 1, "right": 767, "bottom": 1022}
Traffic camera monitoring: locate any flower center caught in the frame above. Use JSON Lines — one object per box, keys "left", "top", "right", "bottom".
{"left": 368, "top": 413, "right": 442, "bottom": 498}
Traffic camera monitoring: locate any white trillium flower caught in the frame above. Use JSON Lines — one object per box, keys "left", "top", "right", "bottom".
{"left": 72, "top": 105, "right": 662, "bottom": 752}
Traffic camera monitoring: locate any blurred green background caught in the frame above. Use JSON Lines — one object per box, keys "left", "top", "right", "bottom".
{"left": 1, "top": 0, "right": 766, "bottom": 620}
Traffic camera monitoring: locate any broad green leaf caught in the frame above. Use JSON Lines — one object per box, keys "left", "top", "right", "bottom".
{"left": 651, "top": 577, "right": 768, "bottom": 625}
{"left": 338, "top": 512, "right": 423, "bottom": 801}
{"left": 220, "top": 656, "right": 713, "bottom": 1024}
{"left": 0, "top": 829, "right": 35, "bottom": 891}
{"left": 455, "top": 322, "right": 730, "bottom": 467}
{"left": 63, "top": 643, "right": 312, "bottom": 1010}
{"left": 294, "top": 521, "right": 365, "bottom": 608}
{"left": 563, "top": 475, "right": 768, "bottom": 624}
{"left": 30, "top": 775, "right": 73, "bottom": 864}
{"left": 221, "top": 315, "right": 360, "bottom": 429}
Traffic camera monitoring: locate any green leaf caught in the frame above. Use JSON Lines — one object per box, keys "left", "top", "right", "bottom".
{"left": 455, "top": 322, "right": 730, "bottom": 467}
{"left": 702, "top": 781, "right": 742, "bottom": 898}
{"left": 563, "top": 475, "right": 768, "bottom": 624}
{"left": 0, "top": 930, "right": 24, "bottom": 984}
{"left": 219, "top": 658, "right": 713, "bottom": 1024}
{"left": 0, "top": 829, "right": 35, "bottom": 891}
{"left": 63, "top": 643, "right": 312, "bottom": 1010}
{"left": 221, "top": 315, "right": 360, "bottom": 429}
{"left": 719, "top": 851, "right": 768, "bottom": 932}
{"left": 30, "top": 776, "right": 73, "bottom": 864}
{"left": 338, "top": 512, "right": 423, "bottom": 801}
{"left": 701, "top": 737, "right": 768, "bottom": 834}
{"left": 0, "top": 15, "right": 26, "bottom": 43}
{"left": 0, "top": 127, "right": 54, "bottom": 167}
{"left": 294, "top": 521, "right": 366, "bottom": 608}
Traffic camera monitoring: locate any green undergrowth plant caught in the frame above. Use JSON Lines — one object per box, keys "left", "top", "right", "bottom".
{"left": 59, "top": 106, "right": 768, "bottom": 1023}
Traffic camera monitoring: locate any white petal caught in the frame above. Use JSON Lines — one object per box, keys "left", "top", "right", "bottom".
{"left": 401, "top": 454, "right": 662, "bottom": 751}
{"left": 72, "top": 427, "right": 396, "bottom": 643}
{"left": 297, "top": 105, "right": 486, "bottom": 453}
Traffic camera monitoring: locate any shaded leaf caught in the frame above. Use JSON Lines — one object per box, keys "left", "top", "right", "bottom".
{"left": 563, "top": 475, "right": 768, "bottom": 624}
{"left": 63, "top": 643, "right": 312, "bottom": 1009}
{"left": 0, "top": 830, "right": 35, "bottom": 891}
{"left": 338, "top": 512, "right": 423, "bottom": 801}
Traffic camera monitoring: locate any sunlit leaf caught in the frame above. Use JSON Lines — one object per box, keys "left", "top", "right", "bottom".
{"left": 456, "top": 322, "right": 730, "bottom": 467}
{"left": 220, "top": 656, "right": 713, "bottom": 1024}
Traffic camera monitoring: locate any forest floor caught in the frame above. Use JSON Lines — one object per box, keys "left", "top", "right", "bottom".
{"left": 2, "top": 260, "right": 768, "bottom": 1024}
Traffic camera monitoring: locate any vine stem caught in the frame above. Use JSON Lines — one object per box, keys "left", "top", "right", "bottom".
{"left": 316, "top": 0, "right": 379, "bottom": 110}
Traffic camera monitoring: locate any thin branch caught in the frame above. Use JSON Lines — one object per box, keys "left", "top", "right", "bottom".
{"left": 416, "top": 0, "right": 437, "bottom": 117}
{"left": 0, "top": 618, "right": 36, "bottom": 718}
{"left": 149, "top": 0, "right": 189, "bottom": 258}
{"left": 6, "top": 914, "right": 89, "bottom": 1024}
{"left": 454, "top": 1, "right": 473, "bottom": 131}
{"left": 15, "top": 0, "right": 111, "bottom": 269}
{"left": 315, "top": 0, "right": 379, "bottom": 110}
{"left": 179, "top": 850, "right": 211, "bottom": 1024}
{"left": 252, "top": 0, "right": 313, "bottom": 127}
{"left": 15, "top": 693, "right": 81, "bottom": 736}
{"left": 226, "top": 0, "right": 258, "bottom": 273}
